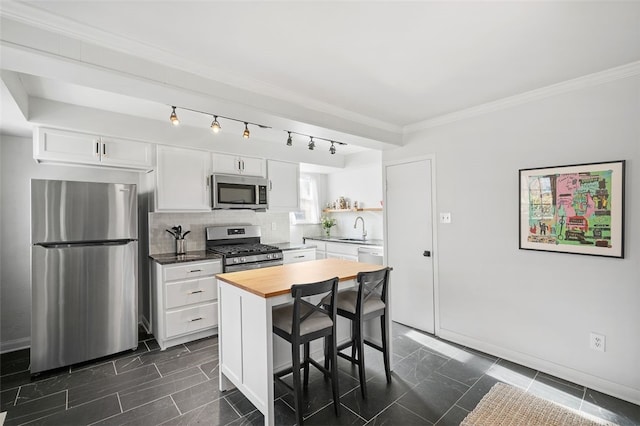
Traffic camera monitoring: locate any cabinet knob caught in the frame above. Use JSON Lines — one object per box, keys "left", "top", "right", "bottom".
{"left": 423, "top": 250, "right": 431, "bottom": 257}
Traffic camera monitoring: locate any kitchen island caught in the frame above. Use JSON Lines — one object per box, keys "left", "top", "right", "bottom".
{"left": 216, "top": 258, "right": 387, "bottom": 426}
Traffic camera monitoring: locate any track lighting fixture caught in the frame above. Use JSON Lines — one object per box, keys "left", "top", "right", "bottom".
{"left": 166, "top": 105, "right": 348, "bottom": 154}
{"left": 169, "top": 106, "right": 179, "bottom": 126}
{"left": 329, "top": 142, "right": 336, "bottom": 155}
{"left": 210, "top": 116, "right": 221, "bottom": 133}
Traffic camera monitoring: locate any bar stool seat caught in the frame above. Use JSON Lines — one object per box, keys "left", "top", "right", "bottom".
{"left": 273, "top": 304, "right": 334, "bottom": 336}
{"left": 334, "top": 289, "right": 386, "bottom": 315}
{"left": 273, "top": 277, "right": 341, "bottom": 425}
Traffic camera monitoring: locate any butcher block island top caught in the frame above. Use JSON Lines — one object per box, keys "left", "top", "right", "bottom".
{"left": 216, "top": 258, "right": 384, "bottom": 298}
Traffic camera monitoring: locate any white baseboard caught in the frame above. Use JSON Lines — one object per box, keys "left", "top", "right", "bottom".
{"left": 0, "top": 337, "right": 30, "bottom": 354}
{"left": 438, "top": 328, "right": 640, "bottom": 406}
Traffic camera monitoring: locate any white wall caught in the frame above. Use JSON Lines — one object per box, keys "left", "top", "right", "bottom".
{"left": 326, "top": 151, "right": 384, "bottom": 240}
{"left": 0, "top": 135, "right": 141, "bottom": 352}
{"left": 384, "top": 75, "right": 640, "bottom": 403}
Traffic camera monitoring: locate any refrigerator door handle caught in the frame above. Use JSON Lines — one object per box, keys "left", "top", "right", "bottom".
{"left": 36, "top": 239, "right": 136, "bottom": 249}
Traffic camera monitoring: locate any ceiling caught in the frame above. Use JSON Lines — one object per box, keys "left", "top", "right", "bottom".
{"left": 1, "top": 1, "right": 640, "bottom": 151}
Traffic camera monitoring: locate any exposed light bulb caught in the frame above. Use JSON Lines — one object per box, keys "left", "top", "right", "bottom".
{"left": 243, "top": 122, "right": 250, "bottom": 139}
{"left": 329, "top": 142, "right": 336, "bottom": 155}
{"left": 169, "top": 106, "right": 179, "bottom": 126}
{"left": 308, "top": 137, "right": 315, "bottom": 150}
{"left": 211, "top": 116, "right": 221, "bottom": 133}
{"left": 286, "top": 132, "right": 293, "bottom": 146}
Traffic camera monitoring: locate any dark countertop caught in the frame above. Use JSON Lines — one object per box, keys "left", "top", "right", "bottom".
{"left": 149, "top": 250, "right": 223, "bottom": 265}
{"left": 270, "top": 242, "right": 316, "bottom": 251}
{"left": 303, "top": 236, "right": 384, "bottom": 247}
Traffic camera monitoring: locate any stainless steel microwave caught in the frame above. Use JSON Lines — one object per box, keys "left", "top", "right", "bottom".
{"left": 211, "top": 174, "right": 269, "bottom": 211}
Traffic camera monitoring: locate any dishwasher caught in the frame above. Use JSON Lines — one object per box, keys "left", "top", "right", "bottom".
{"left": 358, "top": 246, "right": 384, "bottom": 265}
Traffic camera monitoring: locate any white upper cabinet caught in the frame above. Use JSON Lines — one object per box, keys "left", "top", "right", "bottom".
{"left": 212, "top": 152, "right": 266, "bottom": 177}
{"left": 267, "top": 160, "right": 299, "bottom": 212}
{"left": 99, "top": 136, "right": 153, "bottom": 169}
{"left": 34, "top": 128, "right": 153, "bottom": 170}
{"left": 156, "top": 146, "right": 211, "bottom": 211}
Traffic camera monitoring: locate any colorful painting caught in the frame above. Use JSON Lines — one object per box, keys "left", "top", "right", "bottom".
{"left": 519, "top": 161, "right": 625, "bottom": 258}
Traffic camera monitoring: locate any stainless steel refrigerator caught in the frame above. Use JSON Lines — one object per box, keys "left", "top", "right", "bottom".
{"left": 31, "top": 179, "right": 138, "bottom": 373}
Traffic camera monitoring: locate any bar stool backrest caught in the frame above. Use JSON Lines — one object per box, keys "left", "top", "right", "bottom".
{"left": 290, "top": 277, "right": 339, "bottom": 338}
{"left": 356, "top": 268, "right": 391, "bottom": 314}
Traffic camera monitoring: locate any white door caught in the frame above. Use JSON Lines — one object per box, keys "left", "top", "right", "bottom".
{"left": 385, "top": 159, "right": 435, "bottom": 333}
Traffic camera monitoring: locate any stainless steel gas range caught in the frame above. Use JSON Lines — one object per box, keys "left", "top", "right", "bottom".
{"left": 206, "top": 225, "right": 283, "bottom": 272}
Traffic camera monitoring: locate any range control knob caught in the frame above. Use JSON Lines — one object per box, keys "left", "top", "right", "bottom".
{"left": 241, "top": 257, "right": 246, "bottom": 262}
{"left": 233, "top": 258, "right": 239, "bottom": 264}
{"left": 266, "top": 253, "right": 272, "bottom": 259}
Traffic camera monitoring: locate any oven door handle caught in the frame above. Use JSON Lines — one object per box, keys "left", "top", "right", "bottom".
{"left": 224, "top": 259, "right": 283, "bottom": 272}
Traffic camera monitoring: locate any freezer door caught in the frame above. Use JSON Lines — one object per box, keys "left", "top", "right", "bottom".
{"left": 31, "top": 242, "right": 138, "bottom": 373}
{"left": 32, "top": 179, "right": 137, "bottom": 243}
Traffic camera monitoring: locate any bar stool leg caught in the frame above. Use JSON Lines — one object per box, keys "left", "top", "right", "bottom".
{"left": 331, "top": 330, "right": 341, "bottom": 416}
{"left": 351, "top": 320, "right": 357, "bottom": 360}
{"left": 381, "top": 313, "right": 391, "bottom": 383}
{"left": 292, "top": 343, "right": 304, "bottom": 425}
{"left": 356, "top": 319, "right": 367, "bottom": 399}
{"left": 323, "top": 335, "right": 330, "bottom": 376}
{"left": 303, "top": 342, "right": 310, "bottom": 390}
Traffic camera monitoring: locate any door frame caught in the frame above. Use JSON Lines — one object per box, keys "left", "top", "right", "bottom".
{"left": 382, "top": 154, "right": 441, "bottom": 335}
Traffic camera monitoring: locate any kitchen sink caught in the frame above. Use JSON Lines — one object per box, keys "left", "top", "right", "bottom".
{"left": 337, "top": 238, "right": 367, "bottom": 242}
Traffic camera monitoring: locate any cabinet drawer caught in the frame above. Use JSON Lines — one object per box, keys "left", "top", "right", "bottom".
{"left": 165, "top": 277, "right": 216, "bottom": 309}
{"left": 283, "top": 249, "right": 316, "bottom": 264}
{"left": 165, "top": 302, "right": 218, "bottom": 338}
{"left": 325, "top": 242, "right": 359, "bottom": 256}
{"left": 164, "top": 261, "right": 221, "bottom": 281}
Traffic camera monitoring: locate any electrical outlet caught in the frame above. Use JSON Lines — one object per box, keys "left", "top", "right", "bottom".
{"left": 440, "top": 212, "right": 452, "bottom": 224}
{"left": 271, "top": 222, "right": 277, "bottom": 231}
{"left": 590, "top": 332, "right": 606, "bottom": 352}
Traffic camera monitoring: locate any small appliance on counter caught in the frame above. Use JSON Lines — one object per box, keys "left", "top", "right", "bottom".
{"left": 31, "top": 179, "right": 138, "bottom": 374}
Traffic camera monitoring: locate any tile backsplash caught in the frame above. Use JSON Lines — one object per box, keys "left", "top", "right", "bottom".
{"left": 149, "top": 210, "right": 291, "bottom": 255}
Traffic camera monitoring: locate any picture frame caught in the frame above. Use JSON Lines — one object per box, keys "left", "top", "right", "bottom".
{"left": 519, "top": 160, "right": 625, "bottom": 258}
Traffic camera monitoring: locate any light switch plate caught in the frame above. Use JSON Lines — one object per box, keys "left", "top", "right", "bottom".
{"left": 440, "top": 212, "right": 452, "bottom": 224}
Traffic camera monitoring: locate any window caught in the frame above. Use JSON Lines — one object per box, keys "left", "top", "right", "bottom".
{"left": 290, "top": 173, "right": 321, "bottom": 224}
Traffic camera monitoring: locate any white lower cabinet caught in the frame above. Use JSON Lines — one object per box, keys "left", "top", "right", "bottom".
{"left": 282, "top": 248, "right": 316, "bottom": 264}
{"left": 325, "top": 241, "right": 359, "bottom": 261}
{"left": 151, "top": 259, "right": 222, "bottom": 350}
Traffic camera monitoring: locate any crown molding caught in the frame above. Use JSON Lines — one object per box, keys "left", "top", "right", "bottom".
{"left": 0, "top": 2, "right": 401, "bottom": 135}
{"left": 404, "top": 60, "right": 640, "bottom": 135}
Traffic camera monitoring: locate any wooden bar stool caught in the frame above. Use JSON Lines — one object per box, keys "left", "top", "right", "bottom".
{"left": 272, "top": 277, "right": 341, "bottom": 425}
{"left": 331, "top": 267, "right": 391, "bottom": 399}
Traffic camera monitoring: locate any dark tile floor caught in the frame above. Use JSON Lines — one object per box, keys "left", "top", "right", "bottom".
{"left": 1, "top": 323, "right": 639, "bottom": 425}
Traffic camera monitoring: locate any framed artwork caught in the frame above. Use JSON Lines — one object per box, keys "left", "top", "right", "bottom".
{"left": 519, "top": 160, "right": 625, "bottom": 258}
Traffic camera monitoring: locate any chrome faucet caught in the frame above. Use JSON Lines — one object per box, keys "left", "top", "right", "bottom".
{"left": 354, "top": 216, "right": 367, "bottom": 240}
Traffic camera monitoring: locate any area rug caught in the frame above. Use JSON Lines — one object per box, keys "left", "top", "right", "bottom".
{"left": 461, "top": 382, "right": 617, "bottom": 426}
